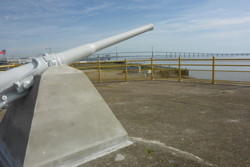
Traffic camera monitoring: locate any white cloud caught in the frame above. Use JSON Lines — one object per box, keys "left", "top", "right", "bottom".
{"left": 206, "top": 16, "right": 250, "bottom": 27}
{"left": 43, "top": 0, "right": 54, "bottom": 2}
{"left": 157, "top": 15, "right": 250, "bottom": 33}
{"left": 83, "top": 3, "right": 113, "bottom": 14}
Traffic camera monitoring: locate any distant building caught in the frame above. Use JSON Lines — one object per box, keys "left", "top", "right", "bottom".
{"left": 0, "top": 57, "right": 7, "bottom": 65}
{"left": 7, "top": 57, "right": 33, "bottom": 65}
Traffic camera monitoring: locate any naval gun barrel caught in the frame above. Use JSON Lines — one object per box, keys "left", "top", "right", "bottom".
{"left": 0, "top": 24, "right": 154, "bottom": 110}
{"left": 59, "top": 24, "right": 154, "bottom": 65}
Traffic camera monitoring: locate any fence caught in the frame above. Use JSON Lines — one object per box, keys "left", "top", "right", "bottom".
{"left": 71, "top": 57, "right": 250, "bottom": 85}
{"left": 1, "top": 57, "right": 250, "bottom": 85}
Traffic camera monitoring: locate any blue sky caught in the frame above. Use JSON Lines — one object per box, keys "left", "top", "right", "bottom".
{"left": 1, "top": 0, "right": 250, "bottom": 57}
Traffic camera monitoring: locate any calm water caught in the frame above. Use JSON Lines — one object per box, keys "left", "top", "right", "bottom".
{"left": 113, "top": 55, "right": 250, "bottom": 82}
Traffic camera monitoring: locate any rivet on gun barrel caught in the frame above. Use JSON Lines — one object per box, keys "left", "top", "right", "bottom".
{"left": 0, "top": 24, "right": 154, "bottom": 110}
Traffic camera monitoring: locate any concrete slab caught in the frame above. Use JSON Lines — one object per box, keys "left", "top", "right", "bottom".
{"left": 0, "top": 65, "right": 130, "bottom": 167}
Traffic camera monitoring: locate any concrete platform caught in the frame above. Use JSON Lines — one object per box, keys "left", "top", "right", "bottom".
{"left": 81, "top": 81, "right": 250, "bottom": 167}
{"left": 0, "top": 65, "right": 130, "bottom": 167}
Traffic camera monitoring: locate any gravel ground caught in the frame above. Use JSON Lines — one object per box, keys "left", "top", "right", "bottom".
{"left": 81, "top": 80, "right": 250, "bottom": 167}
{"left": 0, "top": 80, "right": 249, "bottom": 167}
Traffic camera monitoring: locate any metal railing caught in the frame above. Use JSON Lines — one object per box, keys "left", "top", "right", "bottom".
{"left": 0, "top": 64, "right": 20, "bottom": 72}
{"left": 71, "top": 57, "right": 250, "bottom": 85}
{"left": 1, "top": 57, "right": 250, "bottom": 85}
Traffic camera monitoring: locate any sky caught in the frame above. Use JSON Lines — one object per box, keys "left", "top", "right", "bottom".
{"left": 0, "top": 0, "right": 250, "bottom": 58}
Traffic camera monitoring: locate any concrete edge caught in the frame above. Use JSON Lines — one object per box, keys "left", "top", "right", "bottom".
{"left": 37, "top": 135, "right": 133, "bottom": 167}
{"left": 72, "top": 140, "right": 133, "bottom": 167}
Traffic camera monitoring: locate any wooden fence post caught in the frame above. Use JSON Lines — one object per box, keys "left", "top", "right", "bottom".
{"left": 98, "top": 58, "right": 101, "bottom": 83}
{"left": 151, "top": 57, "right": 154, "bottom": 80}
{"left": 212, "top": 56, "right": 215, "bottom": 84}
{"left": 125, "top": 59, "right": 128, "bottom": 82}
{"left": 178, "top": 57, "right": 181, "bottom": 82}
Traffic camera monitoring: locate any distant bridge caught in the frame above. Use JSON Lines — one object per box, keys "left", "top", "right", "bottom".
{"left": 86, "top": 51, "right": 250, "bottom": 61}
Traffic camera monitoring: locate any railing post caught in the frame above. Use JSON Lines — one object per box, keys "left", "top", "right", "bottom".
{"left": 125, "top": 59, "right": 128, "bottom": 82}
{"left": 116, "top": 48, "right": 118, "bottom": 61}
{"left": 151, "top": 57, "right": 154, "bottom": 80}
{"left": 98, "top": 58, "right": 101, "bottom": 83}
{"left": 212, "top": 56, "right": 215, "bottom": 84}
{"left": 178, "top": 57, "right": 181, "bottom": 82}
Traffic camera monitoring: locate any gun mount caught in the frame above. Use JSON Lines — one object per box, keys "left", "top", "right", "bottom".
{"left": 0, "top": 24, "right": 154, "bottom": 110}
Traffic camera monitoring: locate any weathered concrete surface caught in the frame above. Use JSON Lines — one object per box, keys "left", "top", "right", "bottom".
{"left": 81, "top": 81, "right": 250, "bottom": 167}
{"left": 1, "top": 79, "right": 250, "bottom": 167}
{"left": 0, "top": 65, "right": 130, "bottom": 167}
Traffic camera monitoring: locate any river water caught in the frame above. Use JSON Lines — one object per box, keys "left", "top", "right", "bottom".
{"left": 113, "top": 55, "right": 250, "bottom": 82}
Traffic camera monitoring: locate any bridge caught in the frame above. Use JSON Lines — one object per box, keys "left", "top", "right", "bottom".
{"left": 89, "top": 51, "right": 250, "bottom": 61}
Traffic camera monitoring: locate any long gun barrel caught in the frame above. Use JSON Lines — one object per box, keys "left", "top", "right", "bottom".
{"left": 0, "top": 24, "right": 154, "bottom": 110}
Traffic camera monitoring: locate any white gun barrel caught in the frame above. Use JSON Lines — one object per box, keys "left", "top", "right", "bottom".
{"left": 0, "top": 24, "right": 154, "bottom": 110}
{"left": 58, "top": 24, "right": 154, "bottom": 65}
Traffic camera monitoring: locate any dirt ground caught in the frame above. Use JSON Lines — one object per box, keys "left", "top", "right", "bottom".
{"left": 81, "top": 80, "right": 250, "bottom": 167}
{"left": 0, "top": 80, "right": 249, "bottom": 167}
